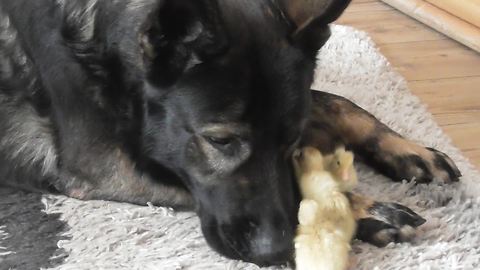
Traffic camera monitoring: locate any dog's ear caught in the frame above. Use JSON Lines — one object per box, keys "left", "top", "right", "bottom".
{"left": 141, "top": 0, "right": 228, "bottom": 86}
{"left": 281, "top": 0, "right": 351, "bottom": 55}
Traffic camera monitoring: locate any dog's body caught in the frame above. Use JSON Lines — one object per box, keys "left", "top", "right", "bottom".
{"left": 0, "top": 0, "right": 460, "bottom": 266}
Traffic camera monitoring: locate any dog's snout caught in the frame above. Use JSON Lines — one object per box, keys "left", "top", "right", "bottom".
{"left": 219, "top": 215, "right": 294, "bottom": 266}
{"left": 198, "top": 149, "right": 298, "bottom": 266}
{"left": 249, "top": 224, "right": 293, "bottom": 266}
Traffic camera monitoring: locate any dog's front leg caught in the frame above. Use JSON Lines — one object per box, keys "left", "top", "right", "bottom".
{"left": 305, "top": 90, "right": 461, "bottom": 184}
{"left": 301, "top": 90, "right": 461, "bottom": 246}
{"left": 53, "top": 148, "right": 194, "bottom": 209}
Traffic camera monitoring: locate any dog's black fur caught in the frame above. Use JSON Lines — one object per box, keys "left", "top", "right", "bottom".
{"left": 0, "top": 0, "right": 460, "bottom": 266}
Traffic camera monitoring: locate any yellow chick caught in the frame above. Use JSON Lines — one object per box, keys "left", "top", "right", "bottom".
{"left": 324, "top": 146, "right": 358, "bottom": 191}
{"left": 292, "top": 147, "right": 357, "bottom": 270}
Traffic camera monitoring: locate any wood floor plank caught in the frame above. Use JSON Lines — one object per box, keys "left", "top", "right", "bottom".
{"left": 353, "top": 0, "right": 378, "bottom": 3}
{"left": 443, "top": 122, "right": 480, "bottom": 159}
{"left": 343, "top": 1, "right": 393, "bottom": 13}
{"left": 409, "top": 77, "right": 480, "bottom": 112}
{"left": 338, "top": 10, "right": 447, "bottom": 44}
{"left": 380, "top": 40, "right": 480, "bottom": 80}
{"left": 341, "top": 0, "right": 480, "bottom": 168}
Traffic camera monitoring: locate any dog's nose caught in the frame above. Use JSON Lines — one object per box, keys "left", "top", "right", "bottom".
{"left": 249, "top": 229, "right": 292, "bottom": 266}
{"left": 218, "top": 215, "right": 294, "bottom": 266}
{"left": 248, "top": 220, "right": 294, "bottom": 266}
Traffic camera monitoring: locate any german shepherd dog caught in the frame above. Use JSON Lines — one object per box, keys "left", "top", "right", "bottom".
{"left": 0, "top": 0, "right": 461, "bottom": 266}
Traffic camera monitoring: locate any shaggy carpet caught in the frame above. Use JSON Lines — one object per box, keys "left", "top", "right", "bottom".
{"left": 1, "top": 25, "right": 479, "bottom": 270}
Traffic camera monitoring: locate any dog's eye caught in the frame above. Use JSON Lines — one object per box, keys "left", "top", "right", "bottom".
{"left": 200, "top": 124, "right": 251, "bottom": 155}
{"left": 204, "top": 136, "right": 239, "bottom": 156}
{"left": 205, "top": 136, "right": 234, "bottom": 147}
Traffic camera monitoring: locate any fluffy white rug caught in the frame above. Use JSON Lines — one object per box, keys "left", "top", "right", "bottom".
{"left": 1, "top": 25, "right": 479, "bottom": 270}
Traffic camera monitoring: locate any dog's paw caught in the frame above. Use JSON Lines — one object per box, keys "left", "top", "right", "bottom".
{"left": 373, "top": 134, "right": 461, "bottom": 184}
{"left": 356, "top": 202, "right": 426, "bottom": 247}
{"left": 48, "top": 173, "right": 94, "bottom": 200}
{"left": 391, "top": 147, "right": 461, "bottom": 184}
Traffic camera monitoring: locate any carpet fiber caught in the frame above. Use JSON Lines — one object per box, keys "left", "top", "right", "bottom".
{"left": 1, "top": 25, "right": 479, "bottom": 270}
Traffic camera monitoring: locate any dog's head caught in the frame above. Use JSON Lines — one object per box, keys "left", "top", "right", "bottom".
{"left": 138, "top": 0, "right": 351, "bottom": 266}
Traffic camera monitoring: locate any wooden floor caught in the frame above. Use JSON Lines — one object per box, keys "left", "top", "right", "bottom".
{"left": 338, "top": 0, "right": 480, "bottom": 169}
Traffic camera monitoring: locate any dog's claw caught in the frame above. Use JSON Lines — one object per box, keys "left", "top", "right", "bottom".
{"left": 370, "top": 202, "right": 426, "bottom": 228}
{"left": 426, "top": 147, "right": 462, "bottom": 183}
{"left": 356, "top": 201, "right": 426, "bottom": 247}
